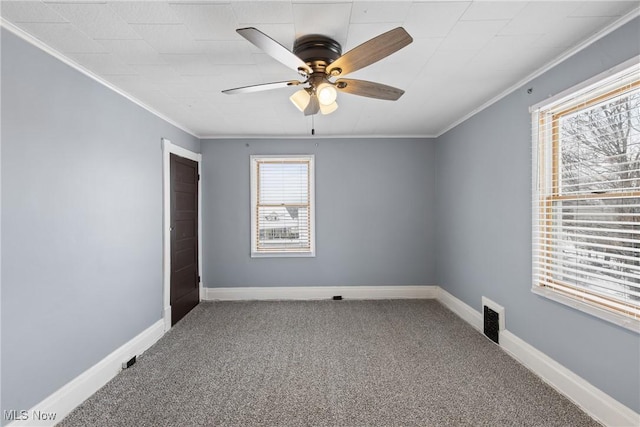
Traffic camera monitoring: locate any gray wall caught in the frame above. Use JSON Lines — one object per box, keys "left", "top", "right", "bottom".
{"left": 3, "top": 11, "right": 638, "bottom": 421}
{"left": 434, "top": 18, "right": 640, "bottom": 412}
{"left": 201, "top": 138, "right": 436, "bottom": 287}
{"left": 1, "top": 29, "right": 200, "bottom": 418}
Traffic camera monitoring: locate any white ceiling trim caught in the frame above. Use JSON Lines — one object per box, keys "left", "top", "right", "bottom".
{"left": 199, "top": 134, "right": 438, "bottom": 140}
{"left": 2, "top": 15, "right": 438, "bottom": 140}
{"left": 3, "top": 4, "right": 639, "bottom": 141}
{"left": 435, "top": 6, "right": 640, "bottom": 138}
{"left": 0, "top": 17, "right": 199, "bottom": 139}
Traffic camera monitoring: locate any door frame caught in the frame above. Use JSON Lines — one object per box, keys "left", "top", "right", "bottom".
{"left": 162, "top": 138, "right": 202, "bottom": 332}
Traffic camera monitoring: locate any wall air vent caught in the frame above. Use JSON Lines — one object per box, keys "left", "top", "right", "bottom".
{"left": 482, "top": 296, "right": 505, "bottom": 344}
{"left": 484, "top": 306, "right": 500, "bottom": 344}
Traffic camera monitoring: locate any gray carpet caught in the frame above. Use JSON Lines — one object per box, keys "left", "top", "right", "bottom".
{"left": 58, "top": 300, "right": 600, "bottom": 426}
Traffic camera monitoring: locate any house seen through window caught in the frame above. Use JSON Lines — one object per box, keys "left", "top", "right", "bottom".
{"left": 531, "top": 58, "right": 640, "bottom": 331}
{"left": 250, "top": 155, "right": 315, "bottom": 257}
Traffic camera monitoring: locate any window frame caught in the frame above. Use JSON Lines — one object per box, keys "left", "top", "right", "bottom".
{"left": 250, "top": 154, "right": 316, "bottom": 258}
{"left": 531, "top": 57, "right": 640, "bottom": 332}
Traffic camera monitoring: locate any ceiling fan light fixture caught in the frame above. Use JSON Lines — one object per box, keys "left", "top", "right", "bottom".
{"left": 316, "top": 82, "right": 337, "bottom": 106}
{"left": 225, "top": 27, "right": 413, "bottom": 117}
{"left": 290, "top": 89, "right": 311, "bottom": 112}
{"left": 320, "top": 101, "right": 338, "bottom": 115}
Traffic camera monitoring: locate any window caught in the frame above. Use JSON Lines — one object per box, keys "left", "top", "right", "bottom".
{"left": 250, "top": 155, "right": 315, "bottom": 257}
{"left": 531, "top": 58, "right": 640, "bottom": 331}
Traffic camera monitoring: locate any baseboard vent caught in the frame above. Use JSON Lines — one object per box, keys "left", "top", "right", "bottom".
{"left": 332, "top": 295, "right": 343, "bottom": 300}
{"left": 482, "top": 297, "right": 505, "bottom": 344}
{"left": 122, "top": 356, "right": 136, "bottom": 370}
{"left": 484, "top": 306, "right": 500, "bottom": 343}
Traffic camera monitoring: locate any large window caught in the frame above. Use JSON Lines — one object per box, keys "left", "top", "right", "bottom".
{"left": 531, "top": 58, "right": 639, "bottom": 331}
{"left": 250, "top": 155, "right": 315, "bottom": 257}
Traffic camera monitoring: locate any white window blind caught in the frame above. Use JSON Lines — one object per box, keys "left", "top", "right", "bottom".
{"left": 250, "top": 155, "right": 315, "bottom": 257}
{"left": 531, "top": 59, "right": 640, "bottom": 331}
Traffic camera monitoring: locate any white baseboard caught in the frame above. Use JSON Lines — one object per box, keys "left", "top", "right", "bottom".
{"left": 7, "top": 320, "right": 165, "bottom": 427}
{"left": 163, "top": 306, "right": 171, "bottom": 333}
{"left": 10, "top": 288, "right": 638, "bottom": 427}
{"left": 203, "top": 285, "right": 438, "bottom": 301}
{"left": 435, "top": 289, "right": 640, "bottom": 427}
{"left": 500, "top": 331, "right": 639, "bottom": 427}
{"left": 436, "top": 288, "right": 482, "bottom": 331}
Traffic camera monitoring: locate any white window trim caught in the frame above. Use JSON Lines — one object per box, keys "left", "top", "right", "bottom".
{"left": 529, "top": 56, "right": 640, "bottom": 112}
{"left": 532, "top": 285, "right": 639, "bottom": 332}
{"left": 530, "top": 56, "right": 640, "bottom": 333}
{"left": 250, "top": 154, "right": 316, "bottom": 258}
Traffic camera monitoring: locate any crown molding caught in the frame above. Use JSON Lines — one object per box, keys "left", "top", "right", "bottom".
{"left": 199, "top": 134, "right": 438, "bottom": 140}
{"left": 1, "top": 18, "right": 199, "bottom": 139}
{"left": 435, "top": 7, "right": 640, "bottom": 138}
{"left": 3, "top": 4, "right": 638, "bottom": 142}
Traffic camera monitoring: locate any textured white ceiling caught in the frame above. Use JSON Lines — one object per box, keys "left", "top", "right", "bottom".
{"left": 1, "top": 1, "right": 638, "bottom": 138}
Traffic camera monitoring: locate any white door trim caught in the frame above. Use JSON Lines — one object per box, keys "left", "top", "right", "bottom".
{"left": 161, "top": 138, "right": 202, "bottom": 332}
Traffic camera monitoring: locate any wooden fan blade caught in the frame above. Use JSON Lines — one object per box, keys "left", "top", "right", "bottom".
{"left": 304, "top": 94, "right": 320, "bottom": 116}
{"left": 335, "top": 79, "right": 405, "bottom": 100}
{"left": 237, "top": 27, "right": 312, "bottom": 76}
{"left": 327, "top": 27, "right": 412, "bottom": 77}
{"left": 222, "top": 80, "right": 302, "bottom": 95}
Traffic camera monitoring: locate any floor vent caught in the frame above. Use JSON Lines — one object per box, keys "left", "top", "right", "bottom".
{"left": 122, "top": 356, "right": 136, "bottom": 370}
{"left": 483, "top": 306, "right": 500, "bottom": 344}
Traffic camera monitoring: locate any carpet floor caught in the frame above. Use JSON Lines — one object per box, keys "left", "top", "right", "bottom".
{"left": 58, "top": 300, "right": 600, "bottom": 426}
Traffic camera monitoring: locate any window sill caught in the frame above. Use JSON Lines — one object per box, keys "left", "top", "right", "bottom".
{"left": 251, "top": 251, "right": 316, "bottom": 258}
{"left": 532, "top": 285, "right": 640, "bottom": 334}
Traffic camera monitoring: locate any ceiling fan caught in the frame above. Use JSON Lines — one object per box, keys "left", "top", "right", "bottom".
{"left": 222, "top": 27, "right": 413, "bottom": 116}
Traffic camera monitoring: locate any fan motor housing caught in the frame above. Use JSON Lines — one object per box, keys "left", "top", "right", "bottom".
{"left": 293, "top": 35, "right": 342, "bottom": 72}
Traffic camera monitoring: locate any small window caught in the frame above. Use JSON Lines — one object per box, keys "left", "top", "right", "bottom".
{"left": 250, "top": 155, "right": 315, "bottom": 257}
{"left": 531, "top": 58, "right": 640, "bottom": 331}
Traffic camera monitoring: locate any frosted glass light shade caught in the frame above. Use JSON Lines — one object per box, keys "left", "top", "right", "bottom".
{"left": 290, "top": 89, "right": 311, "bottom": 112}
{"left": 317, "top": 83, "right": 337, "bottom": 106}
{"left": 320, "top": 101, "right": 338, "bottom": 115}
